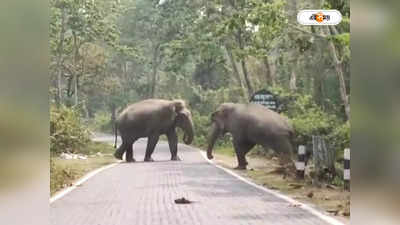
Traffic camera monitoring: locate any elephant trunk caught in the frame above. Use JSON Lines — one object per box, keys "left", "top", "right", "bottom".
{"left": 182, "top": 117, "right": 194, "bottom": 145}
{"left": 207, "top": 123, "right": 220, "bottom": 160}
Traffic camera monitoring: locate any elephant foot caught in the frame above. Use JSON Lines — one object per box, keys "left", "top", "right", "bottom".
{"left": 234, "top": 165, "right": 247, "bottom": 170}
{"left": 144, "top": 157, "right": 155, "bottom": 162}
{"left": 126, "top": 158, "right": 136, "bottom": 163}
{"left": 114, "top": 152, "right": 123, "bottom": 160}
{"left": 171, "top": 155, "right": 181, "bottom": 161}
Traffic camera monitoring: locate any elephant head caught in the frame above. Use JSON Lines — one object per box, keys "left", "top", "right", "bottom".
{"left": 207, "top": 103, "right": 235, "bottom": 159}
{"left": 173, "top": 100, "right": 194, "bottom": 145}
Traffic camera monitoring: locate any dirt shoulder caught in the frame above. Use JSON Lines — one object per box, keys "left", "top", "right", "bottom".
{"left": 50, "top": 141, "right": 117, "bottom": 196}
{"left": 212, "top": 151, "right": 350, "bottom": 224}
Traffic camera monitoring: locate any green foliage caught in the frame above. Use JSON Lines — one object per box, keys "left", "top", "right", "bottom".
{"left": 50, "top": 105, "right": 90, "bottom": 154}
{"left": 91, "top": 111, "right": 113, "bottom": 133}
{"left": 328, "top": 121, "right": 350, "bottom": 153}
{"left": 79, "top": 141, "right": 116, "bottom": 156}
{"left": 290, "top": 106, "right": 338, "bottom": 146}
{"left": 332, "top": 33, "right": 350, "bottom": 46}
{"left": 50, "top": 142, "right": 115, "bottom": 195}
{"left": 49, "top": 0, "right": 350, "bottom": 162}
{"left": 191, "top": 112, "right": 210, "bottom": 148}
{"left": 270, "top": 86, "right": 348, "bottom": 153}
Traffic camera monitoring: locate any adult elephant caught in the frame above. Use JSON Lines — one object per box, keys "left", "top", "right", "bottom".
{"left": 114, "top": 99, "right": 194, "bottom": 162}
{"left": 207, "top": 103, "right": 295, "bottom": 170}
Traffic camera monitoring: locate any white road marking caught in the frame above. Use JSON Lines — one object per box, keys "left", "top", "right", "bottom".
{"left": 50, "top": 162, "right": 121, "bottom": 204}
{"left": 198, "top": 151, "right": 345, "bottom": 225}
{"left": 50, "top": 140, "right": 344, "bottom": 225}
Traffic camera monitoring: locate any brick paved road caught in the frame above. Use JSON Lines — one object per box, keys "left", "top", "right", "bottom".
{"left": 50, "top": 134, "right": 342, "bottom": 225}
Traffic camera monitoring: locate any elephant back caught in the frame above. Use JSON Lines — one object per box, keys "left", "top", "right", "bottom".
{"left": 116, "top": 99, "right": 178, "bottom": 133}
{"left": 241, "top": 103, "right": 293, "bottom": 134}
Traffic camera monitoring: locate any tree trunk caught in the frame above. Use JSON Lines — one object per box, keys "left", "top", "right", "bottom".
{"left": 74, "top": 75, "right": 78, "bottom": 106}
{"left": 310, "top": 26, "right": 325, "bottom": 107}
{"left": 149, "top": 45, "right": 160, "bottom": 98}
{"left": 73, "top": 32, "right": 79, "bottom": 106}
{"left": 56, "top": 7, "right": 66, "bottom": 105}
{"left": 289, "top": 69, "right": 297, "bottom": 91}
{"left": 263, "top": 56, "right": 276, "bottom": 86}
{"left": 225, "top": 46, "right": 244, "bottom": 89}
{"left": 313, "top": 70, "right": 323, "bottom": 106}
{"left": 324, "top": 26, "right": 350, "bottom": 120}
{"left": 288, "top": 52, "right": 300, "bottom": 92}
{"left": 236, "top": 28, "right": 253, "bottom": 96}
{"left": 289, "top": 58, "right": 298, "bottom": 91}
{"left": 240, "top": 58, "right": 253, "bottom": 96}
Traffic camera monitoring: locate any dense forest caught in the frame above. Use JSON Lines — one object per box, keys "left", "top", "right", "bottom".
{"left": 50, "top": 0, "right": 350, "bottom": 155}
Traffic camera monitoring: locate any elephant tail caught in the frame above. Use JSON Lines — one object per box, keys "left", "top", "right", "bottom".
{"left": 114, "top": 122, "right": 118, "bottom": 148}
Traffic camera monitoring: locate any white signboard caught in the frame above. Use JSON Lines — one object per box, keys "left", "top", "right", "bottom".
{"left": 250, "top": 89, "right": 279, "bottom": 111}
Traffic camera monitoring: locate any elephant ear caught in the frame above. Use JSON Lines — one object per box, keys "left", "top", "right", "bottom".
{"left": 172, "top": 99, "right": 186, "bottom": 113}
{"left": 213, "top": 103, "right": 233, "bottom": 120}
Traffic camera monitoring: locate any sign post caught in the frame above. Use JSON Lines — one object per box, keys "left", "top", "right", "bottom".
{"left": 249, "top": 89, "right": 280, "bottom": 112}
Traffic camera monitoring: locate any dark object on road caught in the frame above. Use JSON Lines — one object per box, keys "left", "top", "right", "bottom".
{"left": 327, "top": 209, "right": 339, "bottom": 216}
{"left": 114, "top": 99, "right": 194, "bottom": 162}
{"left": 307, "top": 191, "right": 314, "bottom": 198}
{"left": 174, "top": 197, "right": 193, "bottom": 204}
{"left": 207, "top": 103, "right": 295, "bottom": 170}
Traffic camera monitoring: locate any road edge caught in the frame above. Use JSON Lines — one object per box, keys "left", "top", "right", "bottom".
{"left": 49, "top": 162, "right": 121, "bottom": 204}
{"left": 198, "top": 150, "right": 345, "bottom": 225}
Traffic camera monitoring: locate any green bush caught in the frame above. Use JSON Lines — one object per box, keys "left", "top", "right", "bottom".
{"left": 269, "top": 86, "right": 349, "bottom": 154}
{"left": 50, "top": 105, "right": 90, "bottom": 154}
{"left": 91, "top": 111, "right": 113, "bottom": 133}
{"left": 289, "top": 96, "right": 339, "bottom": 147}
{"left": 328, "top": 121, "right": 350, "bottom": 155}
{"left": 191, "top": 111, "right": 209, "bottom": 148}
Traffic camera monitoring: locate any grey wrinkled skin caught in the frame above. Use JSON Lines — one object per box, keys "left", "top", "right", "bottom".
{"left": 114, "top": 99, "right": 194, "bottom": 162}
{"left": 207, "top": 103, "right": 295, "bottom": 170}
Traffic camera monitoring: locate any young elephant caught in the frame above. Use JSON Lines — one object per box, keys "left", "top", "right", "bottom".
{"left": 114, "top": 99, "right": 194, "bottom": 162}
{"left": 207, "top": 103, "right": 295, "bottom": 169}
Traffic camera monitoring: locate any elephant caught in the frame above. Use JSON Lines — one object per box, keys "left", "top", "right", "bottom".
{"left": 114, "top": 99, "right": 194, "bottom": 162}
{"left": 207, "top": 103, "right": 295, "bottom": 170}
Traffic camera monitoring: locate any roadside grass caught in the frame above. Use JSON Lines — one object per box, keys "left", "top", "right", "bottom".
{"left": 212, "top": 148, "right": 350, "bottom": 220}
{"left": 78, "top": 140, "right": 116, "bottom": 155}
{"left": 213, "top": 146, "right": 235, "bottom": 157}
{"left": 50, "top": 141, "right": 117, "bottom": 195}
{"left": 244, "top": 167, "right": 350, "bottom": 217}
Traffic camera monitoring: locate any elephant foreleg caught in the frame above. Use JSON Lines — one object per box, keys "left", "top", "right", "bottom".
{"left": 273, "top": 138, "right": 295, "bottom": 168}
{"left": 167, "top": 130, "right": 180, "bottom": 161}
{"left": 144, "top": 134, "right": 160, "bottom": 162}
{"left": 233, "top": 139, "right": 255, "bottom": 170}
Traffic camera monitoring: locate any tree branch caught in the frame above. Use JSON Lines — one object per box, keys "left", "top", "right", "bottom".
{"left": 288, "top": 24, "right": 327, "bottom": 39}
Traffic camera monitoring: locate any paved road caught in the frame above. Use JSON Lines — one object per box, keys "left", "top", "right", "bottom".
{"left": 50, "top": 134, "right": 341, "bottom": 225}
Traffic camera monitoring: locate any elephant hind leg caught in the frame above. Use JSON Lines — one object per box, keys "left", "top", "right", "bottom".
{"left": 114, "top": 139, "right": 126, "bottom": 160}
{"left": 233, "top": 139, "right": 255, "bottom": 170}
{"left": 114, "top": 145, "right": 124, "bottom": 160}
{"left": 125, "top": 140, "right": 136, "bottom": 162}
{"left": 115, "top": 136, "right": 136, "bottom": 162}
